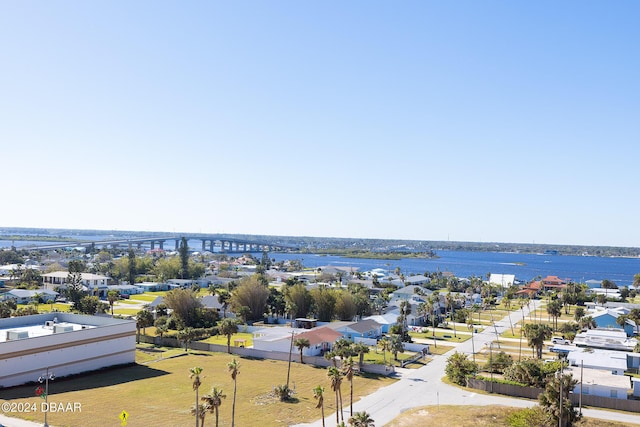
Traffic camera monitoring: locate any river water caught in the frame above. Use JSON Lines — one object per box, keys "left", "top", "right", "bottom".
{"left": 270, "top": 251, "right": 640, "bottom": 287}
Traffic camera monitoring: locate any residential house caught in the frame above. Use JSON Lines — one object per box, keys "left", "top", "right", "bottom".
{"left": 328, "top": 319, "right": 383, "bottom": 341}
{"left": 2, "top": 289, "right": 58, "bottom": 304}
{"left": 137, "top": 282, "right": 169, "bottom": 292}
{"left": 363, "top": 313, "right": 399, "bottom": 334}
{"left": 564, "top": 367, "right": 630, "bottom": 399}
{"left": 403, "top": 275, "right": 430, "bottom": 287}
{"left": 294, "top": 326, "right": 343, "bottom": 357}
{"left": 567, "top": 348, "right": 628, "bottom": 375}
{"left": 107, "top": 284, "right": 143, "bottom": 296}
{"left": 389, "top": 285, "right": 431, "bottom": 304}
{"left": 540, "top": 275, "right": 569, "bottom": 291}
{"left": 589, "top": 309, "right": 636, "bottom": 336}
{"left": 42, "top": 271, "right": 111, "bottom": 298}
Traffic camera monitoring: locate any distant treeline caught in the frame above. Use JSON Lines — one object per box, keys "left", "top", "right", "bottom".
{"left": 313, "top": 249, "right": 438, "bottom": 260}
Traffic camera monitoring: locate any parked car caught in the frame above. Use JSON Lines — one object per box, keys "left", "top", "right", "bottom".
{"left": 551, "top": 337, "right": 570, "bottom": 345}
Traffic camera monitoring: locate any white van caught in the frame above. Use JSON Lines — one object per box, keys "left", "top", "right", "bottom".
{"left": 551, "top": 337, "right": 570, "bottom": 345}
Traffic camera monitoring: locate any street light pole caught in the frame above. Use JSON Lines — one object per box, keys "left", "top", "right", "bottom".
{"left": 489, "top": 342, "right": 494, "bottom": 393}
{"left": 38, "top": 367, "right": 55, "bottom": 427}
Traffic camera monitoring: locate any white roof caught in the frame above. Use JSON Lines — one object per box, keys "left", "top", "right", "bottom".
{"left": 564, "top": 367, "right": 630, "bottom": 389}
{"left": 568, "top": 349, "right": 628, "bottom": 371}
{"left": 490, "top": 274, "right": 515, "bottom": 287}
{"left": 42, "top": 271, "right": 110, "bottom": 280}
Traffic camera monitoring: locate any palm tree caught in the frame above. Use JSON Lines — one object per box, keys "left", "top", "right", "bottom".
{"left": 578, "top": 315, "right": 596, "bottom": 330}
{"left": 190, "top": 403, "right": 207, "bottom": 427}
{"left": 313, "top": 385, "right": 326, "bottom": 427}
{"left": 227, "top": 358, "right": 240, "bottom": 427}
{"left": 388, "top": 334, "right": 404, "bottom": 361}
{"left": 189, "top": 367, "right": 203, "bottom": 427}
{"left": 294, "top": 337, "right": 310, "bottom": 364}
{"left": 523, "top": 324, "right": 552, "bottom": 358}
{"left": 547, "top": 300, "right": 562, "bottom": 330}
{"left": 216, "top": 289, "right": 231, "bottom": 318}
{"left": 327, "top": 366, "right": 344, "bottom": 424}
{"left": 343, "top": 357, "right": 355, "bottom": 416}
{"left": 628, "top": 308, "right": 640, "bottom": 336}
{"left": 348, "top": 411, "right": 375, "bottom": 427}
{"left": 352, "top": 342, "right": 370, "bottom": 371}
{"left": 219, "top": 318, "right": 239, "bottom": 354}
{"left": 201, "top": 387, "right": 226, "bottom": 427}
{"left": 107, "top": 290, "right": 119, "bottom": 316}
{"left": 539, "top": 372, "right": 580, "bottom": 427}
{"left": 377, "top": 337, "right": 390, "bottom": 366}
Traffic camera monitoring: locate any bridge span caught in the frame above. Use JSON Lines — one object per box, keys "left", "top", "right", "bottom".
{"left": 20, "top": 236, "right": 297, "bottom": 253}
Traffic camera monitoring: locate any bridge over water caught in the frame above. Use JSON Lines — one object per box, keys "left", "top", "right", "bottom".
{"left": 20, "top": 235, "right": 298, "bottom": 253}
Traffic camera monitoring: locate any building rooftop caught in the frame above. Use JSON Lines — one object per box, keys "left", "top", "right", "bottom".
{"left": 0, "top": 318, "right": 95, "bottom": 343}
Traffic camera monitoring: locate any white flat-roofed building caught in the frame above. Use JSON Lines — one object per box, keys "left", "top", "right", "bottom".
{"left": 564, "top": 367, "right": 630, "bottom": 399}
{"left": 0, "top": 313, "right": 136, "bottom": 387}
{"left": 567, "top": 348, "right": 628, "bottom": 375}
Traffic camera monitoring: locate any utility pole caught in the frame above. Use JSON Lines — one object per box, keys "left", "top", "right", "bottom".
{"left": 286, "top": 330, "right": 295, "bottom": 390}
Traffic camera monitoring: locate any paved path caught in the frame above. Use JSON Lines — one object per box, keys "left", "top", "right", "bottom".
{"left": 0, "top": 414, "right": 49, "bottom": 427}
{"left": 293, "top": 300, "right": 640, "bottom": 426}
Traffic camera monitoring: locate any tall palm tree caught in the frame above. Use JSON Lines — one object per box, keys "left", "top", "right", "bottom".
{"left": 327, "top": 366, "right": 344, "bottom": 424}
{"left": 201, "top": 387, "right": 226, "bottom": 427}
{"left": 343, "top": 357, "right": 355, "bottom": 416}
{"left": 348, "top": 411, "right": 375, "bottom": 427}
{"left": 189, "top": 367, "right": 203, "bottom": 427}
{"left": 313, "top": 385, "right": 326, "bottom": 427}
{"left": 294, "top": 337, "right": 311, "bottom": 364}
{"left": 227, "top": 359, "right": 240, "bottom": 427}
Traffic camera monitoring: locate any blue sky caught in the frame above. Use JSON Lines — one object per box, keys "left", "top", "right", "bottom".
{"left": 1, "top": 1, "right": 638, "bottom": 247}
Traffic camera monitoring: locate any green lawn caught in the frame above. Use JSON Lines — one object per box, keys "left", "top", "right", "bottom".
{"left": 128, "top": 292, "right": 166, "bottom": 302}
{"left": 113, "top": 307, "right": 142, "bottom": 316}
{"left": 201, "top": 332, "right": 254, "bottom": 347}
{"left": 409, "top": 329, "right": 472, "bottom": 343}
{"left": 0, "top": 351, "right": 395, "bottom": 427}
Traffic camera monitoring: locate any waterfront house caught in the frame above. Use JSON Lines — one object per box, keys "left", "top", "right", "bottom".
{"left": 489, "top": 273, "right": 515, "bottom": 290}
{"left": 403, "top": 275, "right": 430, "bottom": 287}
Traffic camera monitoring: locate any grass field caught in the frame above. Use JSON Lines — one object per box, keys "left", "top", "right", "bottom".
{"left": 386, "top": 405, "right": 638, "bottom": 427}
{"left": 0, "top": 350, "right": 395, "bottom": 427}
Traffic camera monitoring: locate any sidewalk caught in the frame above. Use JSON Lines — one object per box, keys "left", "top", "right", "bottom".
{"left": 0, "top": 414, "right": 50, "bottom": 427}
